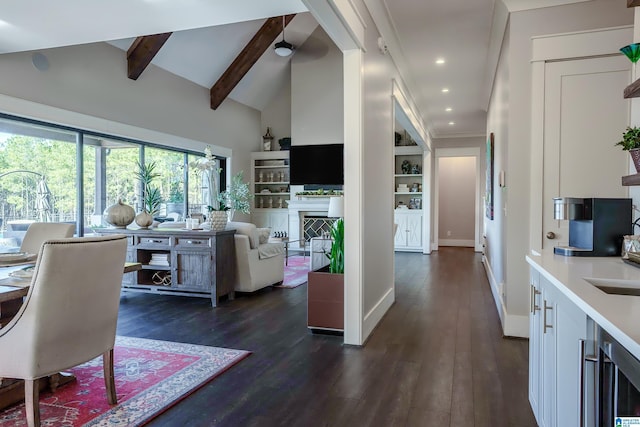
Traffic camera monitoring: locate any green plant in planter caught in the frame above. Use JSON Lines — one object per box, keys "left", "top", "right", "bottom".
{"left": 328, "top": 218, "right": 344, "bottom": 274}
{"left": 218, "top": 171, "right": 252, "bottom": 220}
{"left": 615, "top": 126, "right": 640, "bottom": 151}
{"left": 135, "top": 161, "right": 163, "bottom": 215}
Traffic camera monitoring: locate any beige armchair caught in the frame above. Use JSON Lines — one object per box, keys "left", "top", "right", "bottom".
{"left": 20, "top": 222, "right": 75, "bottom": 255}
{"left": 227, "top": 222, "right": 284, "bottom": 292}
{"left": 0, "top": 234, "right": 128, "bottom": 426}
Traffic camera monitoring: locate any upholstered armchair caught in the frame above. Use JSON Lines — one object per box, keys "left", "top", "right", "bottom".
{"left": 227, "top": 222, "right": 284, "bottom": 292}
{"left": 20, "top": 222, "right": 75, "bottom": 255}
{"left": 0, "top": 235, "right": 128, "bottom": 426}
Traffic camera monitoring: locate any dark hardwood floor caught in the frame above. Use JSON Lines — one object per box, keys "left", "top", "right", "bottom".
{"left": 116, "top": 247, "right": 537, "bottom": 427}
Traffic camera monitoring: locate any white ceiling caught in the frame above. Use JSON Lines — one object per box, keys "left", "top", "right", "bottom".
{"left": 0, "top": 0, "right": 592, "bottom": 139}
{"left": 107, "top": 13, "right": 319, "bottom": 111}
{"left": 0, "top": 0, "right": 308, "bottom": 53}
{"left": 382, "top": 0, "right": 496, "bottom": 138}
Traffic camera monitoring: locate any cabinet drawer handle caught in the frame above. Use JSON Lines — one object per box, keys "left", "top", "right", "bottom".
{"left": 186, "top": 240, "right": 202, "bottom": 244}
{"left": 543, "top": 300, "right": 553, "bottom": 333}
{"left": 147, "top": 239, "right": 163, "bottom": 244}
{"left": 530, "top": 284, "right": 541, "bottom": 314}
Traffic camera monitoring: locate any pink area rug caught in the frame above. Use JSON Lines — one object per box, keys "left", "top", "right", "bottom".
{"left": 278, "top": 255, "right": 310, "bottom": 288}
{"left": 0, "top": 336, "right": 250, "bottom": 426}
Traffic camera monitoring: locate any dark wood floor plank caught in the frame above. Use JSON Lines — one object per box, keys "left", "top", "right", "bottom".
{"left": 112, "top": 247, "right": 536, "bottom": 427}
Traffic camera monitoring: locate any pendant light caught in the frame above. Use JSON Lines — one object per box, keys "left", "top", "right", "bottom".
{"left": 274, "top": 16, "right": 294, "bottom": 57}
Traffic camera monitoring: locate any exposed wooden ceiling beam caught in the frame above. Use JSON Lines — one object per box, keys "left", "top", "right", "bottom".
{"left": 210, "top": 14, "right": 295, "bottom": 110}
{"left": 127, "top": 33, "right": 173, "bottom": 80}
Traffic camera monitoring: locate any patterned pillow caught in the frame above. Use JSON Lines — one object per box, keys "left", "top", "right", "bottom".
{"left": 257, "top": 228, "right": 271, "bottom": 245}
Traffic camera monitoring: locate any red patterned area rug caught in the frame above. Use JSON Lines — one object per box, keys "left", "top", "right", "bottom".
{"left": 0, "top": 336, "right": 250, "bottom": 426}
{"left": 277, "top": 255, "right": 310, "bottom": 288}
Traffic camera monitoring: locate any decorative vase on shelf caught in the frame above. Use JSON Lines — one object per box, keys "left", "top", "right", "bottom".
{"left": 135, "top": 211, "right": 154, "bottom": 229}
{"left": 630, "top": 148, "right": 640, "bottom": 174}
{"left": 621, "top": 43, "right": 640, "bottom": 80}
{"left": 209, "top": 211, "right": 228, "bottom": 231}
{"left": 103, "top": 199, "right": 135, "bottom": 228}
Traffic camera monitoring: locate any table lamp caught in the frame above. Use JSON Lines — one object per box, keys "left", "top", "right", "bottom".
{"left": 328, "top": 196, "right": 344, "bottom": 219}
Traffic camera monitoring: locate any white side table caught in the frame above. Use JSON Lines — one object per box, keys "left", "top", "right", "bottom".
{"left": 310, "top": 237, "right": 333, "bottom": 271}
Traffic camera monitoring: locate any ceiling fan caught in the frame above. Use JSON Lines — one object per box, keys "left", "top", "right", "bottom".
{"left": 274, "top": 15, "right": 294, "bottom": 57}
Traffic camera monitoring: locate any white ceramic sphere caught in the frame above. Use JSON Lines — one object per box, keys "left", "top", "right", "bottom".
{"left": 103, "top": 199, "right": 135, "bottom": 228}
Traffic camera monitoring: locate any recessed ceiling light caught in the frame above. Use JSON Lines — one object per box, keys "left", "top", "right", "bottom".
{"left": 441, "top": 88, "right": 449, "bottom": 93}
{"left": 436, "top": 58, "right": 445, "bottom": 65}
{"left": 448, "top": 121, "right": 455, "bottom": 125}
{"left": 445, "top": 107, "right": 452, "bottom": 112}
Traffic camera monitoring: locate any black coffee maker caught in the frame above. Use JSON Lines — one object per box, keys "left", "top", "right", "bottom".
{"left": 552, "top": 197, "right": 632, "bottom": 257}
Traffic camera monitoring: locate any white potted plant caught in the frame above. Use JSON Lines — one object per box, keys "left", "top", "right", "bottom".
{"left": 190, "top": 146, "right": 227, "bottom": 230}
{"left": 219, "top": 171, "right": 252, "bottom": 221}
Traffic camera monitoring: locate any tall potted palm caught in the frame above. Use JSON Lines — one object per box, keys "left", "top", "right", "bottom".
{"left": 134, "top": 161, "right": 162, "bottom": 229}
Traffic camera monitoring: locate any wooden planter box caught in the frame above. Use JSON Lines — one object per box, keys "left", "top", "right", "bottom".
{"left": 307, "top": 265, "right": 344, "bottom": 332}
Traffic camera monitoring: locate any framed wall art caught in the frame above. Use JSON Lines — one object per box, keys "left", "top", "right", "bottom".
{"left": 485, "top": 132, "right": 494, "bottom": 220}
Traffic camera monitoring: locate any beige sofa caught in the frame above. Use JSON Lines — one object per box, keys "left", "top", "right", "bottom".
{"left": 227, "top": 221, "right": 284, "bottom": 292}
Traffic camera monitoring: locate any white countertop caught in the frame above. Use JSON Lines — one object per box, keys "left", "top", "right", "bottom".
{"left": 526, "top": 250, "right": 640, "bottom": 359}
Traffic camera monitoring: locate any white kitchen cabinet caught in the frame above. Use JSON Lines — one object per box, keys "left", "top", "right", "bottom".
{"left": 554, "top": 285, "right": 588, "bottom": 427}
{"left": 529, "top": 266, "right": 589, "bottom": 427}
{"left": 528, "top": 268, "right": 542, "bottom": 422}
{"left": 394, "top": 209, "right": 422, "bottom": 252}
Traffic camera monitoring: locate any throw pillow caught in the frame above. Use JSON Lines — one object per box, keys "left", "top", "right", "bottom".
{"left": 257, "top": 228, "right": 271, "bottom": 245}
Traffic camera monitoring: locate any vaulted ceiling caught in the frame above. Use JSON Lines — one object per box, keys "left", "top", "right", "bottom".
{"left": 0, "top": 0, "right": 595, "bottom": 140}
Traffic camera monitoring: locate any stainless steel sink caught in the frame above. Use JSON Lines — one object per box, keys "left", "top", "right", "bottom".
{"left": 583, "top": 277, "right": 640, "bottom": 296}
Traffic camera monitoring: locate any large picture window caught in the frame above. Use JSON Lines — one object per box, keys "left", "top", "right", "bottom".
{"left": 0, "top": 114, "right": 225, "bottom": 236}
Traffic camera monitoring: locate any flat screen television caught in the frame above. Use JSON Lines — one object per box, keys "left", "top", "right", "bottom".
{"left": 289, "top": 144, "right": 344, "bottom": 185}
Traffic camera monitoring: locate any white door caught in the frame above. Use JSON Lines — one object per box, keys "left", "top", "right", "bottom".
{"left": 406, "top": 214, "right": 423, "bottom": 248}
{"left": 394, "top": 212, "right": 408, "bottom": 247}
{"left": 542, "top": 56, "right": 630, "bottom": 249}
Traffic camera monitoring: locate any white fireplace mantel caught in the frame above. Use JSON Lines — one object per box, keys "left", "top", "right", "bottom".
{"left": 287, "top": 198, "right": 330, "bottom": 243}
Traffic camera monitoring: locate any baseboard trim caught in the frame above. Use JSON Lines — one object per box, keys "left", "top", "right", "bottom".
{"left": 438, "top": 239, "right": 474, "bottom": 247}
{"left": 503, "top": 314, "right": 529, "bottom": 338}
{"left": 482, "top": 255, "right": 528, "bottom": 338}
{"left": 362, "top": 286, "right": 395, "bottom": 341}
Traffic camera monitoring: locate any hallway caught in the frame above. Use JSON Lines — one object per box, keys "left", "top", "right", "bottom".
{"left": 117, "top": 247, "right": 536, "bottom": 426}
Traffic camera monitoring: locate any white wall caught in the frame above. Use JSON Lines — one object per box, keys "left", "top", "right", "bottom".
{"left": 486, "top": 23, "right": 509, "bottom": 320}
{"left": 0, "top": 42, "right": 261, "bottom": 177}
{"left": 438, "top": 157, "right": 475, "bottom": 244}
{"left": 432, "top": 136, "right": 485, "bottom": 251}
{"left": 301, "top": 0, "right": 426, "bottom": 343}
{"left": 291, "top": 26, "right": 344, "bottom": 147}
{"left": 486, "top": 0, "right": 632, "bottom": 336}
{"left": 261, "top": 68, "right": 292, "bottom": 151}
{"left": 359, "top": 3, "right": 398, "bottom": 320}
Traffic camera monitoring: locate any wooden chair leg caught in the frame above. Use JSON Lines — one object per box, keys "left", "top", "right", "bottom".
{"left": 25, "top": 378, "right": 40, "bottom": 427}
{"left": 103, "top": 349, "right": 117, "bottom": 405}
